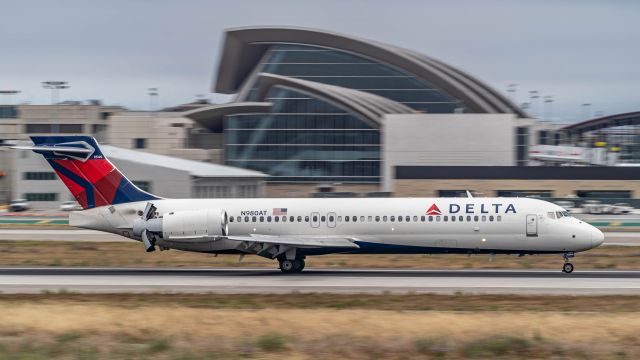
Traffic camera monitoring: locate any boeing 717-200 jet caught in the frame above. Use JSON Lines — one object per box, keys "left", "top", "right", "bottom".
{"left": 13, "top": 136, "right": 605, "bottom": 273}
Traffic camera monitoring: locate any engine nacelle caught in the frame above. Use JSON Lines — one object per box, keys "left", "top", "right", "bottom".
{"left": 162, "top": 209, "right": 228, "bottom": 240}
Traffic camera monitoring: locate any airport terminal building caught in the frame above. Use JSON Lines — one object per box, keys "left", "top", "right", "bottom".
{"left": 3, "top": 26, "right": 640, "bottom": 205}
{"left": 175, "top": 27, "right": 554, "bottom": 196}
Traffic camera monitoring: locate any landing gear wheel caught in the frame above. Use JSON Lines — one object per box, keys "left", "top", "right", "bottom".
{"left": 293, "top": 259, "right": 305, "bottom": 272}
{"left": 279, "top": 259, "right": 295, "bottom": 273}
{"left": 562, "top": 262, "right": 574, "bottom": 274}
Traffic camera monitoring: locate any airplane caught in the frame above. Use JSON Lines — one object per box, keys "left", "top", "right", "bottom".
{"left": 13, "top": 136, "right": 605, "bottom": 274}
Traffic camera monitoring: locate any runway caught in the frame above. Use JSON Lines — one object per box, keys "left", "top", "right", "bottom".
{"left": 0, "top": 229, "right": 638, "bottom": 245}
{"left": 1, "top": 267, "right": 640, "bottom": 295}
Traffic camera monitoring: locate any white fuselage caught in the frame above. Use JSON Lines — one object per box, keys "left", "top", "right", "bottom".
{"left": 71, "top": 197, "right": 604, "bottom": 256}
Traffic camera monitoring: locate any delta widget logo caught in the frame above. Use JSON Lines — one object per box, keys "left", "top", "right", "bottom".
{"left": 426, "top": 204, "right": 441, "bottom": 215}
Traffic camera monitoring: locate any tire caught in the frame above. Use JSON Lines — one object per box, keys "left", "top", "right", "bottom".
{"left": 562, "top": 263, "right": 574, "bottom": 274}
{"left": 279, "top": 259, "right": 295, "bottom": 273}
{"left": 292, "top": 259, "right": 305, "bottom": 273}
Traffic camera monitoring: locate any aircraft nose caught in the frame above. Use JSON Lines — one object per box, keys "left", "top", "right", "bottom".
{"left": 591, "top": 226, "right": 605, "bottom": 248}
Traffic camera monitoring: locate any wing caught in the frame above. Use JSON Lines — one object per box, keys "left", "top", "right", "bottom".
{"left": 227, "top": 234, "right": 360, "bottom": 249}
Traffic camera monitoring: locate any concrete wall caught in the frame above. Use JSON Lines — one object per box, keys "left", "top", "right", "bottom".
{"left": 10, "top": 149, "right": 72, "bottom": 208}
{"left": 382, "top": 114, "right": 518, "bottom": 191}
{"left": 265, "top": 183, "right": 379, "bottom": 198}
{"left": 0, "top": 105, "right": 122, "bottom": 143}
{"left": 394, "top": 179, "right": 640, "bottom": 198}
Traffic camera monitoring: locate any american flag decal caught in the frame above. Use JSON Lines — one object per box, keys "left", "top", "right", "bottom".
{"left": 273, "top": 208, "right": 288, "bottom": 215}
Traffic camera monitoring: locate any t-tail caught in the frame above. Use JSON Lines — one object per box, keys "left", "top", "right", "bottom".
{"left": 13, "top": 136, "right": 159, "bottom": 209}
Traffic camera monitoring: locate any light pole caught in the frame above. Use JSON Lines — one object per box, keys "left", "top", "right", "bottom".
{"left": 148, "top": 88, "right": 158, "bottom": 112}
{"left": 0, "top": 90, "right": 20, "bottom": 105}
{"left": 507, "top": 83, "right": 517, "bottom": 103}
{"left": 42, "top": 81, "right": 69, "bottom": 105}
{"left": 529, "top": 90, "right": 539, "bottom": 118}
{"left": 543, "top": 95, "right": 554, "bottom": 121}
{"left": 581, "top": 103, "right": 592, "bottom": 120}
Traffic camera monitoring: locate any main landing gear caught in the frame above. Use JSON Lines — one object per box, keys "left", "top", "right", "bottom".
{"left": 562, "top": 252, "right": 575, "bottom": 274}
{"left": 278, "top": 256, "right": 306, "bottom": 273}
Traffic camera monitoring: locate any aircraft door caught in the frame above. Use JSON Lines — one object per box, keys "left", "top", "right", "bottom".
{"left": 526, "top": 214, "right": 538, "bottom": 237}
{"left": 310, "top": 212, "right": 320, "bottom": 228}
{"left": 327, "top": 212, "right": 336, "bottom": 228}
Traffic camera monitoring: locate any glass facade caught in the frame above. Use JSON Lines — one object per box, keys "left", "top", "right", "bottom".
{"left": 246, "top": 44, "right": 465, "bottom": 113}
{"left": 226, "top": 87, "right": 380, "bottom": 183}
{"left": 226, "top": 44, "right": 469, "bottom": 183}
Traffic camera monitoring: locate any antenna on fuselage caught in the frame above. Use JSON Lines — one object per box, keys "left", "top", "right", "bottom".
{"left": 466, "top": 190, "right": 473, "bottom": 198}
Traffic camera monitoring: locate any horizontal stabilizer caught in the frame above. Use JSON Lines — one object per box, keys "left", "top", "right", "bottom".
{"left": 11, "top": 145, "right": 94, "bottom": 153}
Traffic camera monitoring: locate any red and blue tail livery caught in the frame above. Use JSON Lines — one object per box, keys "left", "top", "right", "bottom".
{"left": 25, "top": 136, "right": 159, "bottom": 209}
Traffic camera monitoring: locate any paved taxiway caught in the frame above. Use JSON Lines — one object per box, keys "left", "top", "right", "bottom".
{"left": 1, "top": 267, "right": 639, "bottom": 295}
{"left": 0, "top": 229, "right": 639, "bottom": 245}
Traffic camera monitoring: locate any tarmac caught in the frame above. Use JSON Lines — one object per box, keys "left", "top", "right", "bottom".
{"left": 0, "top": 267, "right": 639, "bottom": 295}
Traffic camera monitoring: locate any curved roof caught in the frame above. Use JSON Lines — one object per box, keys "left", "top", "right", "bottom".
{"left": 560, "top": 111, "right": 640, "bottom": 134}
{"left": 182, "top": 102, "right": 272, "bottom": 132}
{"left": 103, "top": 145, "right": 267, "bottom": 178}
{"left": 215, "top": 26, "right": 527, "bottom": 118}
{"left": 255, "top": 73, "right": 413, "bottom": 127}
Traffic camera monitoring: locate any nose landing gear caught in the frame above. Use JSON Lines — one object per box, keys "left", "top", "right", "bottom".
{"left": 562, "top": 252, "right": 575, "bottom": 273}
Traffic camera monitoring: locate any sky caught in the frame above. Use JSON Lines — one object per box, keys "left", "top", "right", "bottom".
{"left": 1, "top": 0, "right": 639, "bottom": 123}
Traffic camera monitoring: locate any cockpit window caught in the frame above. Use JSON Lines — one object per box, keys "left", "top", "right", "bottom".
{"left": 547, "top": 212, "right": 556, "bottom": 219}
{"left": 555, "top": 211, "right": 571, "bottom": 218}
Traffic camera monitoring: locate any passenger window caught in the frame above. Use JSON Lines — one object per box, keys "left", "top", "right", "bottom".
{"left": 482, "top": 216, "right": 486, "bottom": 222}
{"left": 321, "top": 216, "right": 326, "bottom": 222}
{"left": 413, "top": 216, "right": 418, "bottom": 222}
{"left": 298, "top": 216, "right": 303, "bottom": 222}
{"left": 275, "top": 216, "right": 280, "bottom": 222}
{"left": 290, "top": 216, "right": 294, "bottom": 222}
{"left": 444, "top": 216, "right": 448, "bottom": 222}
{"left": 267, "top": 216, "right": 272, "bottom": 222}
{"left": 397, "top": 216, "right": 402, "bottom": 222}
{"left": 406, "top": 216, "right": 410, "bottom": 222}
{"left": 244, "top": 216, "right": 249, "bottom": 222}
{"left": 421, "top": 216, "right": 425, "bottom": 222}
{"left": 466, "top": 216, "right": 471, "bottom": 221}
{"left": 375, "top": 216, "right": 380, "bottom": 222}
{"left": 459, "top": 216, "right": 463, "bottom": 222}
{"left": 312, "top": 216, "right": 317, "bottom": 222}
{"left": 497, "top": 215, "right": 502, "bottom": 222}
{"left": 236, "top": 216, "right": 241, "bottom": 222}
{"left": 260, "top": 216, "right": 264, "bottom": 222}
{"left": 368, "top": 216, "right": 373, "bottom": 222}
{"left": 305, "top": 216, "right": 309, "bottom": 222}
{"left": 360, "top": 216, "right": 365, "bottom": 222}
{"left": 451, "top": 216, "right": 456, "bottom": 222}
{"left": 436, "top": 216, "right": 441, "bottom": 222}
{"left": 229, "top": 217, "right": 234, "bottom": 223}
{"left": 489, "top": 216, "right": 494, "bottom": 221}
{"left": 428, "top": 216, "right": 433, "bottom": 222}
{"left": 390, "top": 216, "right": 395, "bottom": 222}
{"left": 329, "top": 215, "right": 334, "bottom": 222}
{"left": 474, "top": 216, "right": 479, "bottom": 222}
{"left": 345, "top": 216, "right": 350, "bottom": 222}
{"left": 383, "top": 216, "right": 388, "bottom": 222}
{"left": 282, "top": 216, "right": 287, "bottom": 222}
{"left": 338, "top": 216, "right": 343, "bottom": 222}
{"left": 352, "top": 216, "right": 357, "bottom": 222}
{"left": 252, "top": 216, "right": 257, "bottom": 222}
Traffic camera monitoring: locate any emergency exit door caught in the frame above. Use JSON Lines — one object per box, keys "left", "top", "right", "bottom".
{"left": 526, "top": 214, "right": 538, "bottom": 237}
